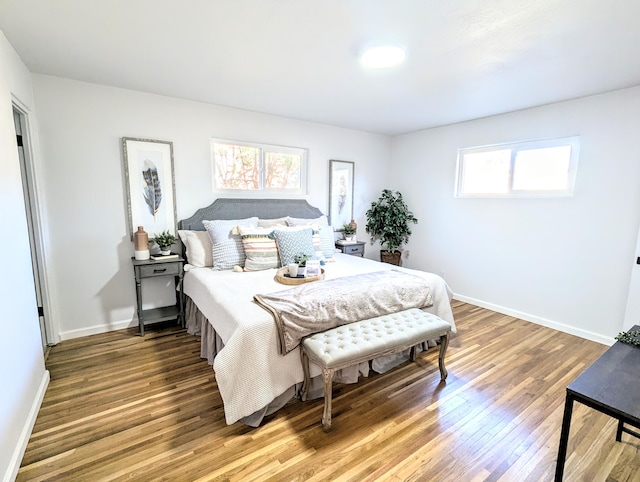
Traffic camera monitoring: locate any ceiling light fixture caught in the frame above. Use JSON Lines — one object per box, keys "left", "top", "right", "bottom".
{"left": 360, "top": 46, "right": 406, "bottom": 69}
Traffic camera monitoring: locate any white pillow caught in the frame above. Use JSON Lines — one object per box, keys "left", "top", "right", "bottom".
{"left": 177, "top": 230, "right": 213, "bottom": 268}
{"left": 203, "top": 217, "right": 259, "bottom": 270}
{"left": 286, "top": 215, "right": 329, "bottom": 227}
{"left": 318, "top": 225, "right": 336, "bottom": 260}
{"left": 258, "top": 217, "right": 289, "bottom": 228}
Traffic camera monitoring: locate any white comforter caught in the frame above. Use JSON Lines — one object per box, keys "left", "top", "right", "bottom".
{"left": 184, "top": 253, "right": 455, "bottom": 425}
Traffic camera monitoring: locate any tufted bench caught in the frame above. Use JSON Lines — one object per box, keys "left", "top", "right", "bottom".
{"left": 300, "top": 308, "right": 451, "bottom": 431}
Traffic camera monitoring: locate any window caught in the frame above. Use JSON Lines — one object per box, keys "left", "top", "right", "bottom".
{"left": 455, "top": 137, "right": 580, "bottom": 197}
{"left": 212, "top": 139, "right": 307, "bottom": 195}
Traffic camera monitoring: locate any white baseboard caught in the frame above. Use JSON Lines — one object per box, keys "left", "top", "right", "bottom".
{"left": 59, "top": 319, "right": 136, "bottom": 340}
{"left": 4, "top": 370, "right": 50, "bottom": 482}
{"left": 453, "top": 293, "right": 615, "bottom": 346}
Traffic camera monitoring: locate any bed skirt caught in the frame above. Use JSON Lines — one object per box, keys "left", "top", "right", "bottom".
{"left": 185, "top": 296, "right": 433, "bottom": 427}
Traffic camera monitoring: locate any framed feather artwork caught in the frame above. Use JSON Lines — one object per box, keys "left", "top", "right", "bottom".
{"left": 122, "top": 138, "right": 177, "bottom": 240}
{"left": 328, "top": 159, "right": 354, "bottom": 231}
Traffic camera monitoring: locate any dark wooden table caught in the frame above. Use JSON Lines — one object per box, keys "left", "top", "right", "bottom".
{"left": 555, "top": 326, "right": 640, "bottom": 480}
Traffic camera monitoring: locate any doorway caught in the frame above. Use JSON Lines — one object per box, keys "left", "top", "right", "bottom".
{"left": 13, "top": 104, "right": 51, "bottom": 352}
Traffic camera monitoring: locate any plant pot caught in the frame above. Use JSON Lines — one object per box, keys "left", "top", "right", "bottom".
{"left": 297, "top": 266, "right": 307, "bottom": 277}
{"left": 380, "top": 250, "right": 402, "bottom": 266}
{"left": 160, "top": 247, "right": 171, "bottom": 255}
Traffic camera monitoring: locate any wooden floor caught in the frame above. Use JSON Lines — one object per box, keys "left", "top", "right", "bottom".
{"left": 18, "top": 301, "right": 640, "bottom": 481}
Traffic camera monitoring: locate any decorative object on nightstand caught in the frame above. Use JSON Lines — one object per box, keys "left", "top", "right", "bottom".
{"left": 150, "top": 253, "right": 179, "bottom": 260}
{"left": 335, "top": 240, "right": 365, "bottom": 257}
{"left": 131, "top": 256, "right": 185, "bottom": 336}
{"left": 152, "top": 230, "right": 177, "bottom": 255}
{"left": 365, "top": 189, "right": 417, "bottom": 266}
{"left": 133, "top": 226, "right": 150, "bottom": 260}
{"left": 342, "top": 222, "right": 357, "bottom": 242}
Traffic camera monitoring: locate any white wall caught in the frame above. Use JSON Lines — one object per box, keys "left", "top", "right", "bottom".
{"left": 623, "top": 229, "right": 640, "bottom": 331}
{"left": 0, "top": 31, "right": 49, "bottom": 481}
{"left": 391, "top": 87, "right": 640, "bottom": 343}
{"left": 31, "top": 74, "right": 391, "bottom": 338}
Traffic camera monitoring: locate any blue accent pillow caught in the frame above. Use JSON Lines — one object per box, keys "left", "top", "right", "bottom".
{"left": 272, "top": 227, "right": 316, "bottom": 266}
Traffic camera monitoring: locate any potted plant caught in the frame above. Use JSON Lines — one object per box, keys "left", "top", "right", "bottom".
{"left": 293, "top": 253, "right": 310, "bottom": 276}
{"left": 152, "top": 230, "right": 177, "bottom": 255}
{"left": 365, "top": 189, "right": 418, "bottom": 266}
{"left": 342, "top": 223, "right": 356, "bottom": 241}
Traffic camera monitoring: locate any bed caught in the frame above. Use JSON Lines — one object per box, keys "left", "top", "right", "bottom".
{"left": 178, "top": 198, "right": 456, "bottom": 426}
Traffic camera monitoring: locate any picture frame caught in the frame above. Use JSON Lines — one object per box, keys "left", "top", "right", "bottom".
{"left": 122, "top": 137, "right": 177, "bottom": 240}
{"left": 328, "top": 159, "right": 354, "bottom": 230}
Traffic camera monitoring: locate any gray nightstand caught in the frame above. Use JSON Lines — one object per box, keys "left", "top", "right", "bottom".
{"left": 335, "top": 241, "right": 365, "bottom": 257}
{"left": 131, "top": 256, "right": 185, "bottom": 336}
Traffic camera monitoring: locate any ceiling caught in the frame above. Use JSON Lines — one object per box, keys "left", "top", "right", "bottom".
{"left": 2, "top": 0, "right": 640, "bottom": 136}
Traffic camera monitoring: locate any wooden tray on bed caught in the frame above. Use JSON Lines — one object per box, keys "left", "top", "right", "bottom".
{"left": 275, "top": 267, "right": 325, "bottom": 285}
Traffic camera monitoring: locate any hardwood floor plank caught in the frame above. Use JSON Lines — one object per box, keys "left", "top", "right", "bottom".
{"left": 18, "top": 304, "right": 634, "bottom": 481}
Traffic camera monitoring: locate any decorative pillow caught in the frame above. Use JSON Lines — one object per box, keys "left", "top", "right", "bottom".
{"left": 258, "top": 217, "right": 289, "bottom": 228}
{"left": 272, "top": 227, "right": 316, "bottom": 266}
{"left": 177, "top": 230, "right": 213, "bottom": 268}
{"left": 286, "top": 215, "right": 329, "bottom": 227}
{"left": 238, "top": 226, "right": 279, "bottom": 271}
{"left": 202, "top": 217, "right": 258, "bottom": 270}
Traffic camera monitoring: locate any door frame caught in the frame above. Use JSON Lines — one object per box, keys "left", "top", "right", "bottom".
{"left": 12, "top": 96, "right": 58, "bottom": 345}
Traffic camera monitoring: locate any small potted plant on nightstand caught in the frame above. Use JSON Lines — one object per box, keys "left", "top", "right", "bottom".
{"left": 342, "top": 223, "right": 357, "bottom": 242}
{"left": 152, "top": 230, "right": 177, "bottom": 255}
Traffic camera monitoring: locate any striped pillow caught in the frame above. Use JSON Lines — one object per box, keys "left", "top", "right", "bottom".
{"left": 239, "top": 226, "right": 279, "bottom": 271}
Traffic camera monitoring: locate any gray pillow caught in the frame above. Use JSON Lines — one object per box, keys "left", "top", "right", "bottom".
{"left": 203, "top": 217, "right": 259, "bottom": 270}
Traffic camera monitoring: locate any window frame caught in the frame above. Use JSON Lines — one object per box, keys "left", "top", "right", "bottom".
{"left": 211, "top": 138, "right": 308, "bottom": 196}
{"left": 455, "top": 136, "right": 580, "bottom": 198}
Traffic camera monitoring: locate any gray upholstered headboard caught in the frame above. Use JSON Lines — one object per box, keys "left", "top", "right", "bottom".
{"left": 178, "top": 198, "right": 326, "bottom": 231}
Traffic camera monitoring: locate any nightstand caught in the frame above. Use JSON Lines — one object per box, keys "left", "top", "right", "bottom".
{"left": 335, "top": 241, "right": 365, "bottom": 257}
{"left": 131, "top": 256, "right": 185, "bottom": 336}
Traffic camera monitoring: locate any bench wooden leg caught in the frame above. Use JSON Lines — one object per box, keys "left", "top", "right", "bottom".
{"left": 438, "top": 333, "right": 449, "bottom": 381}
{"left": 300, "top": 348, "right": 311, "bottom": 402}
{"left": 321, "top": 367, "right": 335, "bottom": 431}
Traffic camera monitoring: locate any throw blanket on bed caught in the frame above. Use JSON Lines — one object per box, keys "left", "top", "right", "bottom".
{"left": 254, "top": 270, "right": 433, "bottom": 354}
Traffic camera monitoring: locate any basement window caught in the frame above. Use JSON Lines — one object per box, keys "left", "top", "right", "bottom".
{"left": 455, "top": 136, "right": 580, "bottom": 197}
{"left": 212, "top": 139, "right": 308, "bottom": 195}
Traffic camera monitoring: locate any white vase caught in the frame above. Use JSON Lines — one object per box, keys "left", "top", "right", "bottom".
{"left": 160, "top": 248, "right": 171, "bottom": 255}
{"left": 134, "top": 249, "right": 150, "bottom": 260}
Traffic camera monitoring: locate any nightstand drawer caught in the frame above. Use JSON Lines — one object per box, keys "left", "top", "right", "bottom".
{"left": 343, "top": 244, "right": 364, "bottom": 255}
{"left": 139, "top": 262, "right": 181, "bottom": 278}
